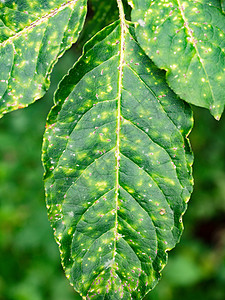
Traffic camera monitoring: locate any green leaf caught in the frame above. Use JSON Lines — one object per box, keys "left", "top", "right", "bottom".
{"left": 0, "top": 0, "right": 87, "bottom": 118}
{"left": 42, "top": 11, "right": 193, "bottom": 298}
{"left": 78, "top": 0, "right": 131, "bottom": 48}
{"left": 77, "top": 0, "right": 119, "bottom": 48}
{"left": 130, "top": 0, "right": 225, "bottom": 119}
{"left": 222, "top": 0, "right": 225, "bottom": 12}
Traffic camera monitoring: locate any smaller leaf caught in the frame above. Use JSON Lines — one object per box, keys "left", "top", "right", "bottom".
{"left": 0, "top": 0, "right": 87, "bottom": 118}
{"left": 130, "top": 0, "right": 225, "bottom": 119}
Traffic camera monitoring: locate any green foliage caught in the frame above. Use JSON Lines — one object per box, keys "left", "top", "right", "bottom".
{"left": 78, "top": 0, "right": 119, "bottom": 45}
{"left": 0, "top": 0, "right": 87, "bottom": 117}
{"left": 42, "top": 20, "right": 193, "bottom": 298}
{"left": 130, "top": 0, "right": 225, "bottom": 119}
{"left": 1, "top": 92, "right": 225, "bottom": 300}
{"left": 0, "top": 0, "right": 225, "bottom": 299}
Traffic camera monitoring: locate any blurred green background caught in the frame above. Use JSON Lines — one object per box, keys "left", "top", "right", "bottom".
{"left": 1, "top": 8, "right": 225, "bottom": 300}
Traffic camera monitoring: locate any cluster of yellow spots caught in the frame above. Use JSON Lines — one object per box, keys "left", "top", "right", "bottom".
{"left": 0, "top": 0, "right": 87, "bottom": 117}
{"left": 40, "top": 4, "right": 198, "bottom": 298}
{"left": 132, "top": 0, "right": 225, "bottom": 118}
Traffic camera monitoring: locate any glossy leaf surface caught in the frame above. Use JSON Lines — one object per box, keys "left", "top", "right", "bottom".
{"left": 0, "top": 0, "right": 87, "bottom": 118}
{"left": 43, "top": 18, "right": 193, "bottom": 299}
{"left": 130, "top": 0, "right": 225, "bottom": 119}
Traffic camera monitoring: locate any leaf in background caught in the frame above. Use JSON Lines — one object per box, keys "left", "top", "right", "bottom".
{"left": 0, "top": 0, "right": 87, "bottom": 118}
{"left": 42, "top": 14, "right": 193, "bottom": 299}
{"left": 78, "top": 0, "right": 119, "bottom": 46}
{"left": 222, "top": 0, "right": 225, "bottom": 12}
{"left": 78, "top": 0, "right": 131, "bottom": 48}
{"left": 130, "top": 0, "right": 225, "bottom": 119}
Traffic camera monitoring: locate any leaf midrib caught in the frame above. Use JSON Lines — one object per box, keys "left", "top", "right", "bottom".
{"left": 113, "top": 0, "right": 125, "bottom": 270}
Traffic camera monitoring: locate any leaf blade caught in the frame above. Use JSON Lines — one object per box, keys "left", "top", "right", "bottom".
{"left": 42, "top": 20, "right": 193, "bottom": 299}
{"left": 130, "top": 0, "right": 225, "bottom": 119}
{"left": 0, "top": 0, "right": 87, "bottom": 118}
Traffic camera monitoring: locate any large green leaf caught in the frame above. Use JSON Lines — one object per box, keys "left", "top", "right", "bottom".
{"left": 130, "top": 0, "right": 225, "bottom": 119}
{"left": 42, "top": 10, "right": 193, "bottom": 298}
{"left": 0, "top": 0, "right": 87, "bottom": 118}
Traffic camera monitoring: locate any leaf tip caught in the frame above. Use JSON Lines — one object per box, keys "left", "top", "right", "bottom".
{"left": 210, "top": 104, "right": 224, "bottom": 121}
{"left": 212, "top": 112, "right": 222, "bottom": 121}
